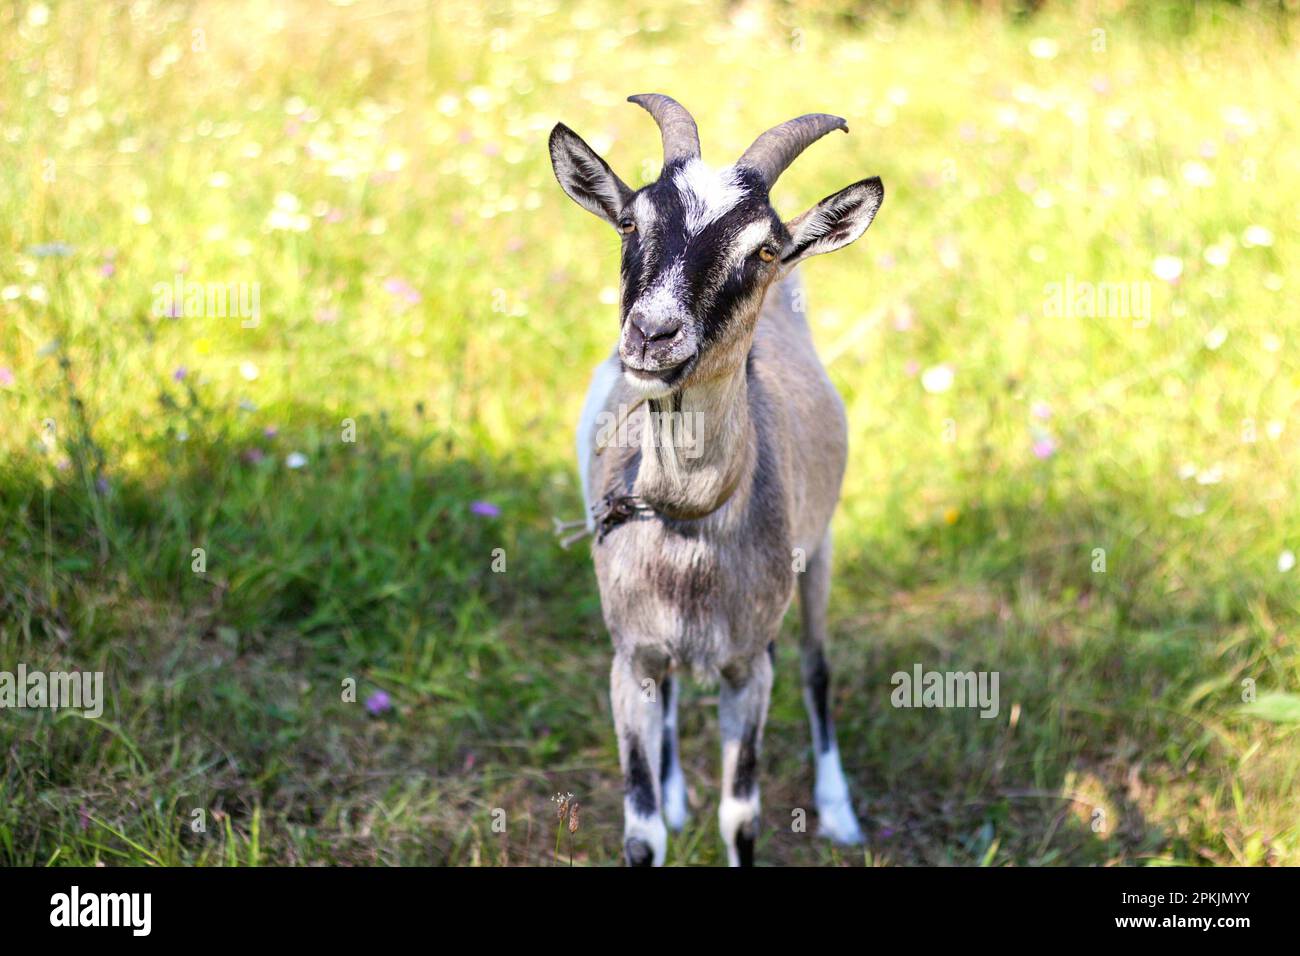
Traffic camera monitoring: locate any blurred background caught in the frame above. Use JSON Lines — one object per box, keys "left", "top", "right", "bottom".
{"left": 0, "top": 0, "right": 1296, "bottom": 866}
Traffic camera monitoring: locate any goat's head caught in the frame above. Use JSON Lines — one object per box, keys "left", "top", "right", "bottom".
{"left": 550, "top": 93, "right": 883, "bottom": 397}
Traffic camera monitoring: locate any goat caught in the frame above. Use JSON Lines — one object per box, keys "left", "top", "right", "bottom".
{"left": 549, "top": 93, "right": 884, "bottom": 867}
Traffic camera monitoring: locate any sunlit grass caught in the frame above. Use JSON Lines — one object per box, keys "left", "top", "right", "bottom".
{"left": 1, "top": 0, "right": 1297, "bottom": 865}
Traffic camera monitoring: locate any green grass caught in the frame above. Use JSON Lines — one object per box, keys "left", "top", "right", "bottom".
{"left": 1, "top": 0, "right": 1297, "bottom": 866}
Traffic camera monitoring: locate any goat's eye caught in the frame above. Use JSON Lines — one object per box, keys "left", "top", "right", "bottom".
{"left": 757, "top": 244, "right": 777, "bottom": 263}
{"left": 618, "top": 216, "right": 636, "bottom": 235}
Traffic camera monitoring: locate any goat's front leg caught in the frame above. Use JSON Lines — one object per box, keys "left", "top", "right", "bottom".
{"left": 717, "top": 651, "right": 773, "bottom": 867}
{"left": 611, "top": 649, "right": 669, "bottom": 866}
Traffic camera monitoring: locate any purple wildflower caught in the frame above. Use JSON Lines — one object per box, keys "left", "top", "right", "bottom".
{"left": 172, "top": 365, "right": 188, "bottom": 382}
{"left": 0, "top": 367, "right": 13, "bottom": 387}
{"left": 1033, "top": 436, "right": 1058, "bottom": 460}
{"left": 365, "top": 690, "right": 392, "bottom": 716}
{"left": 383, "top": 277, "right": 422, "bottom": 305}
{"left": 470, "top": 500, "right": 500, "bottom": 518}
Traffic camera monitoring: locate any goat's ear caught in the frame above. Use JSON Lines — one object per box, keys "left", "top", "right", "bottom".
{"left": 781, "top": 176, "right": 884, "bottom": 268}
{"left": 549, "top": 123, "right": 634, "bottom": 228}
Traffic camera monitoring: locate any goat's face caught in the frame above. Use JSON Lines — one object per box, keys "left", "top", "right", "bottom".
{"left": 551, "top": 95, "right": 883, "bottom": 398}
{"left": 610, "top": 161, "right": 785, "bottom": 395}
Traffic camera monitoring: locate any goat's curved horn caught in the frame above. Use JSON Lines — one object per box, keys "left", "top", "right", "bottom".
{"left": 736, "top": 114, "right": 848, "bottom": 190}
{"left": 627, "top": 93, "right": 701, "bottom": 165}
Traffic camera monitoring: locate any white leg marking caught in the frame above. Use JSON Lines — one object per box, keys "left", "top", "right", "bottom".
{"left": 718, "top": 793, "right": 760, "bottom": 867}
{"left": 662, "top": 758, "right": 688, "bottom": 832}
{"left": 624, "top": 804, "right": 668, "bottom": 867}
{"left": 814, "top": 745, "right": 863, "bottom": 845}
{"left": 662, "top": 678, "right": 688, "bottom": 831}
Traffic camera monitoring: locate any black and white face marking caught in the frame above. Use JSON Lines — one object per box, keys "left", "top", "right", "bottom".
{"left": 615, "top": 159, "right": 787, "bottom": 397}
{"left": 550, "top": 114, "right": 884, "bottom": 404}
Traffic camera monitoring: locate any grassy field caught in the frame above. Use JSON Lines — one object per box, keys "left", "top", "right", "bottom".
{"left": 1, "top": 0, "right": 1297, "bottom": 866}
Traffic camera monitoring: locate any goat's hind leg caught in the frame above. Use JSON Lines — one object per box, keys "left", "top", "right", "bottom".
{"left": 660, "top": 672, "right": 689, "bottom": 831}
{"left": 611, "top": 649, "right": 669, "bottom": 866}
{"left": 799, "top": 531, "right": 864, "bottom": 844}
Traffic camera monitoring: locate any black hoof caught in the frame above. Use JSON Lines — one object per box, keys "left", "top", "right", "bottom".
{"left": 625, "top": 837, "right": 654, "bottom": 867}
{"left": 736, "top": 825, "right": 755, "bottom": 867}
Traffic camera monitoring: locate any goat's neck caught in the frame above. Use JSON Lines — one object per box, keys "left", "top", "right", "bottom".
{"left": 634, "top": 363, "right": 754, "bottom": 520}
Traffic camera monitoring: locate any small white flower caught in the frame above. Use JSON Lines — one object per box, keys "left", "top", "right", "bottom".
{"left": 921, "top": 364, "right": 954, "bottom": 394}
{"left": 1143, "top": 177, "right": 1170, "bottom": 198}
{"left": 1279, "top": 550, "right": 1296, "bottom": 573}
{"left": 1203, "top": 244, "right": 1229, "bottom": 268}
{"left": 285, "top": 452, "right": 308, "bottom": 469}
{"left": 1195, "top": 465, "right": 1223, "bottom": 485}
{"left": 132, "top": 205, "right": 152, "bottom": 225}
{"left": 598, "top": 287, "right": 619, "bottom": 306}
{"left": 1222, "top": 105, "right": 1254, "bottom": 128}
{"left": 1242, "top": 225, "right": 1273, "bottom": 248}
{"left": 266, "top": 209, "right": 311, "bottom": 232}
{"left": 239, "top": 361, "right": 259, "bottom": 381}
{"left": 1203, "top": 327, "right": 1228, "bottom": 350}
{"left": 1152, "top": 255, "right": 1183, "bottom": 282}
{"left": 1181, "top": 161, "right": 1214, "bottom": 188}
{"left": 1029, "top": 37, "right": 1059, "bottom": 60}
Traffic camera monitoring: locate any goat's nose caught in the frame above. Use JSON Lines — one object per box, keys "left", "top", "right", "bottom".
{"left": 627, "top": 310, "right": 683, "bottom": 349}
